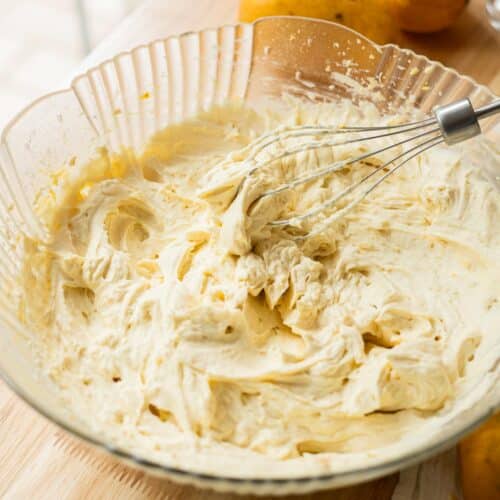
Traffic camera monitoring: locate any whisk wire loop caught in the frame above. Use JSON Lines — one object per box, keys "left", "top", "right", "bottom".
{"left": 229, "top": 98, "right": 499, "bottom": 237}
{"left": 278, "top": 136, "right": 444, "bottom": 238}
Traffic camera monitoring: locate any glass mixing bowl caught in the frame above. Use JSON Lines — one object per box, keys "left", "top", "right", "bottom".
{"left": 0, "top": 17, "right": 498, "bottom": 495}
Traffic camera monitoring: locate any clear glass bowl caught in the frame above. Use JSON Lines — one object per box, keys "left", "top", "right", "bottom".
{"left": 0, "top": 17, "right": 498, "bottom": 495}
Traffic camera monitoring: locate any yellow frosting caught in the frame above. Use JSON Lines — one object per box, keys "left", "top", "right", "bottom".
{"left": 20, "top": 100, "right": 500, "bottom": 476}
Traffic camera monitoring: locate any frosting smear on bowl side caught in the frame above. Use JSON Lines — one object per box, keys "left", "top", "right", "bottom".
{"left": 20, "top": 100, "right": 500, "bottom": 477}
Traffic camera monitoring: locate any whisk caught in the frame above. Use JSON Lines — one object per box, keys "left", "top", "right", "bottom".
{"left": 242, "top": 98, "right": 500, "bottom": 238}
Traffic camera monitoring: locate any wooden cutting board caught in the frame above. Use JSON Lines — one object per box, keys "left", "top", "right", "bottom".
{"left": 1, "top": 1, "right": 498, "bottom": 499}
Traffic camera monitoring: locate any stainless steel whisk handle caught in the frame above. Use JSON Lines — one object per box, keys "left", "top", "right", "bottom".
{"left": 434, "top": 98, "right": 500, "bottom": 145}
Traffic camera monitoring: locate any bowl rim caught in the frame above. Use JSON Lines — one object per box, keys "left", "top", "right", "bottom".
{"left": 1, "top": 15, "right": 498, "bottom": 487}
{"left": 2, "top": 15, "right": 498, "bottom": 148}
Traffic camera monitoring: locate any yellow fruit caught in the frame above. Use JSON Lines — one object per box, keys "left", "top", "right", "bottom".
{"left": 388, "top": 0, "right": 468, "bottom": 33}
{"left": 459, "top": 413, "right": 500, "bottom": 500}
{"left": 239, "top": 0, "right": 398, "bottom": 44}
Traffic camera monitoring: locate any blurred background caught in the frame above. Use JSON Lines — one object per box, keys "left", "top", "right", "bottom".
{"left": 0, "top": 0, "right": 139, "bottom": 129}
{"left": 0, "top": 0, "right": 498, "bottom": 131}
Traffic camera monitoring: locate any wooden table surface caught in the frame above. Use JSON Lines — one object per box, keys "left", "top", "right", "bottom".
{"left": 1, "top": 1, "right": 498, "bottom": 499}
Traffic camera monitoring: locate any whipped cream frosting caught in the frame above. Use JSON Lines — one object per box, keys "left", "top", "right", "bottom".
{"left": 20, "top": 100, "right": 500, "bottom": 476}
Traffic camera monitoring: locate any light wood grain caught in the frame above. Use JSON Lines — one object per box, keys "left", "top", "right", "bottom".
{"left": 0, "top": 388, "right": 399, "bottom": 499}
{"left": 2, "top": 0, "right": 499, "bottom": 499}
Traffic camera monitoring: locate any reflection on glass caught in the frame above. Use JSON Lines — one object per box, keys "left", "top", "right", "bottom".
{"left": 486, "top": 0, "right": 500, "bottom": 29}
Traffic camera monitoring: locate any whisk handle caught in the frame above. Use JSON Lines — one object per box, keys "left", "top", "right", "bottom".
{"left": 434, "top": 98, "right": 500, "bottom": 146}
{"left": 475, "top": 100, "right": 500, "bottom": 120}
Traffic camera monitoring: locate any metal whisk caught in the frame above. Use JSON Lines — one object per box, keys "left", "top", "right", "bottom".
{"left": 241, "top": 98, "right": 500, "bottom": 238}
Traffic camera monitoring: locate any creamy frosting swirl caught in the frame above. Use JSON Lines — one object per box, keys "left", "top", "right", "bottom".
{"left": 21, "top": 101, "right": 500, "bottom": 476}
